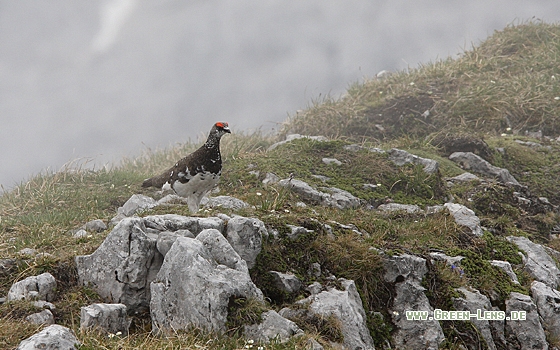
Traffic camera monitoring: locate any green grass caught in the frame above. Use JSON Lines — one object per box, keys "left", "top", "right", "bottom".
{"left": 2, "top": 21, "right": 560, "bottom": 349}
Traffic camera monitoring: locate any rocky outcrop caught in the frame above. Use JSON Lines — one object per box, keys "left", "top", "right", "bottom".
{"left": 384, "top": 254, "right": 445, "bottom": 349}
{"left": 490, "top": 260, "right": 520, "bottom": 284}
{"left": 388, "top": 148, "right": 439, "bottom": 174}
{"left": 449, "top": 151, "right": 520, "bottom": 186}
{"left": 202, "top": 195, "right": 250, "bottom": 210}
{"left": 444, "top": 202, "right": 483, "bottom": 236}
{"left": 17, "top": 325, "right": 80, "bottom": 350}
{"left": 244, "top": 310, "right": 303, "bottom": 343}
{"left": 299, "top": 279, "right": 375, "bottom": 350}
{"left": 80, "top": 303, "right": 131, "bottom": 335}
{"left": 506, "top": 236, "right": 560, "bottom": 288}
{"left": 453, "top": 287, "right": 499, "bottom": 350}
{"left": 7, "top": 272, "right": 57, "bottom": 302}
{"left": 278, "top": 178, "right": 360, "bottom": 209}
{"left": 150, "top": 234, "right": 263, "bottom": 334}
{"left": 505, "top": 292, "right": 548, "bottom": 350}
{"left": 268, "top": 271, "right": 302, "bottom": 294}
{"left": 25, "top": 309, "right": 55, "bottom": 326}
{"left": 75, "top": 218, "right": 163, "bottom": 313}
{"left": 530, "top": 281, "right": 560, "bottom": 337}
{"left": 225, "top": 216, "right": 267, "bottom": 269}
{"left": 377, "top": 202, "right": 422, "bottom": 214}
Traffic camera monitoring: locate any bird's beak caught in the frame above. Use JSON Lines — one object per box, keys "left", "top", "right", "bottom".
{"left": 224, "top": 126, "right": 231, "bottom": 133}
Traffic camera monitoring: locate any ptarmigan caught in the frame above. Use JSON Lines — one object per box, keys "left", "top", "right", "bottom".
{"left": 142, "top": 122, "right": 231, "bottom": 213}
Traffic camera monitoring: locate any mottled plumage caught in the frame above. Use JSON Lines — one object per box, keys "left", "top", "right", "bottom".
{"left": 142, "top": 122, "right": 231, "bottom": 212}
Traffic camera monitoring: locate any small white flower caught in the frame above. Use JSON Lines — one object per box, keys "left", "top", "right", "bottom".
{"left": 256, "top": 192, "right": 262, "bottom": 196}
{"left": 115, "top": 331, "right": 122, "bottom": 336}
{"left": 247, "top": 340, "right": 254, "bottom": 344}
{"left": 501, "top": 133, "right": 507, "bottom": 137}
{"left": 552, "top": 75, "right": 556, "bottom": 79}
{"left": 506, "top": 127, "right": 512, "bottom": 131}
{"left": 377, "top": 183, "right": 382, "bottom": 187}
{"left": 392, "top": 311, "right": 399, "bottom": 316}
{"left": 284, "top": 209, "right": 290, "bottom": 213}
{"left": 409, "top": 82, "right": 415, "bottom": 86}
{"left": 555, "top": 96, "right": 560, "bottom": 100}
{"left": 108, "top": 333, "right": 115, "bottom": 339}
{"left": 490, "top": 80, "right": 496, "bottom": 84}
{"left": 258, "top": 347, "right": 264, "bottom": 350}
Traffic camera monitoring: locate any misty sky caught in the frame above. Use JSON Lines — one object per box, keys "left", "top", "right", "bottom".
{"left": 1, "top": 0, "right": 560, "bottom": 189}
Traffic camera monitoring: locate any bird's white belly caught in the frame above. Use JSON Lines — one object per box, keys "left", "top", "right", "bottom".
{"left": 169, "top": 172, "right": 220, "bottom": 212}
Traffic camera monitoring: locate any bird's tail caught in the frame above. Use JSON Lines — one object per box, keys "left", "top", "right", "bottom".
{"left": 141, "top": 177, "right": 154, "bottom": 188}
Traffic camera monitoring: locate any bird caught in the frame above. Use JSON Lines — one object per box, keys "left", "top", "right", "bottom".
{"left": 142, "top": 122, "right": 231, "bottom": 213}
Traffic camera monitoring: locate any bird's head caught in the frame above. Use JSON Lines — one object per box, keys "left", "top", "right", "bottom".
{"left": 213, "top": 122, "right": 231, "bottom": 137}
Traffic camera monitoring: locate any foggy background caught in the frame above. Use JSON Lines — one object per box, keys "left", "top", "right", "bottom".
{"left": 1, "top": 0, "right": 560, "bottom": 189}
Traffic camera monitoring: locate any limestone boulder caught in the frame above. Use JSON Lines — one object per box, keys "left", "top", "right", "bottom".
{"left": 17, "top": 325, "right": 80, "bottom": 350}
{"left": 8, "top": 272, "right": 57, "bottom": 302}
{"left": 384, "top": 254, "right": 445, "bottom": 349}
{"left": 530, "top": 281, "right": 560, "bottom": 338}
{"left": 226, "top": 216, "right": 267, "bottom": 269}
{"left": 75, "top": 217, "right": 164, "bottom": 313}
{"left": 444, "top": 202, "right": 483, "bottom": 236}
{"left": 452, "top": 287, "right": 499, "bottom": 350}
{"left": 244, "top": 310, "right": 303, "bottom": 343}
{"left": 388, "top": 148, "right": 439, "bottom": 174}
{"left": 506, "top": 235, "right": 560, "bottom": 288}
{"left": 278, "top": 178, "right": 360, "bottom": 209}
{"left": 505, "top": 292, "right": 548, "bottom": 350}
{"left": 449, "top": 151, "right": 520, "bottom": 186}
{"left": 300, "top": 278, "right": 374, "bottom": 350}
{"left": 150, "top": 236, "right": 263, "bottom": 334}
{"left": 80, "top": 303, "right": 131, "bottom": 335}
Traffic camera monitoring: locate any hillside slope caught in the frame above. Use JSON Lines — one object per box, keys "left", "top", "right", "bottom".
{"left": 2, "top": 21, "right": 560, "bottom": 349}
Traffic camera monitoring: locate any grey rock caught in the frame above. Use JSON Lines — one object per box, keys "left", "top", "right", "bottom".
{"left": 384, "top": 254, "right": 428, "bottom": 283}
{"left": 150, "top": 236, "right": 263, "bottom": 334}
{"left": 16, "top": 324, "right": 80, "bottom": 350}
{"left": 84, "top": 219, "right": 107, "bottom": 233}
{"left": 302, "top": 278, "right": 374, "bottom": 350}
{"left": 388, "top": 148, "right": 439, "bottom": 174}
{"left": 73, "top": 229, "right": 89, "bottom": 239}
{"left": 530, "top": 281, "right": 560, "bottom": 337}
{"left": 447, "top": 172, "right": 480, "bottom": 183}
{"left": 225, "top": 216, "right": 266, "bottom": 269}
{"left": 490, "top": 260, "right": 520, "bottom": 284}
{"left": 143, "top": 214, "right": 224, "bottom": 235}
{"left": 425, "top": 204, "right": 444, "bottom": 214}
{"left": 118, "top": 194, "right": 157, "bottom": 217}
{"left": 505, "top": 292, "right": 548, "bottom": 350}
{"left": 269, "top": 271, "right": 302, "bottom": 294}
{"left": 286, "top": 224, "right": 312, "bottom": 240}
{"left": 197, "top": 228, "right": 248, "bottom": 273}
{"left": 449, "top": 152, "right": 520, "bottom": 186}
{"left": 156, "top": 230, "right": 195, "bottom": 257}
{"left": 322, "top": 157, "right": 342, "bottom": 166}
{"left": 262, "top": 172, "right": 280, "bottom": 185}
{"left": 244, "top": 310, "right": 304, "bottom": 343}
{"left": 8, "top": 272, "right": 57, "bottom": 302}
{"left": 343, "top": 144, "right": 365, "bottom": 152}
{"left": 506, "top": 235, "right": 560, "bottom": 288}
{"left": 33, "top": 300, "right": 56, "bottom": 310}
{"left": 377, "top": 202, "right": 422, "bottom": 214}
{"left": 322, "top": 187, "right": 361, "bottom": 209}
{"left": 26, "top": 309, "right": 55, "bottom": 326}
{"left": 278, "top": 178, "right": 360, "bottom": 209}
{"left": 453, "top": 287, "right": 497, "bottom": 350}
{"left": 444, "top": 203, "right": 483, "bottom": 236}
{"left": 306, "top": 282, "right": 323, "bottom": 295}
{"left": 363, "top": 183, "right": 380, "bottom": 191}
{"left": 75, "top": 218, "right": 164, "bottom": 313}
{"left": 384, "top": 254, "right": 445, "bottom": 350}
{"left": 80, "top": 303, "right": 130, "bottom": 335}
{"left": 268, "top": 134, "right": 328, "bottom": 151}
{"left": 429, "top": 252, "right": 465, "bottom": 267}
{"left": 202, "top": 195, "right": 249, "bottom": 210}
